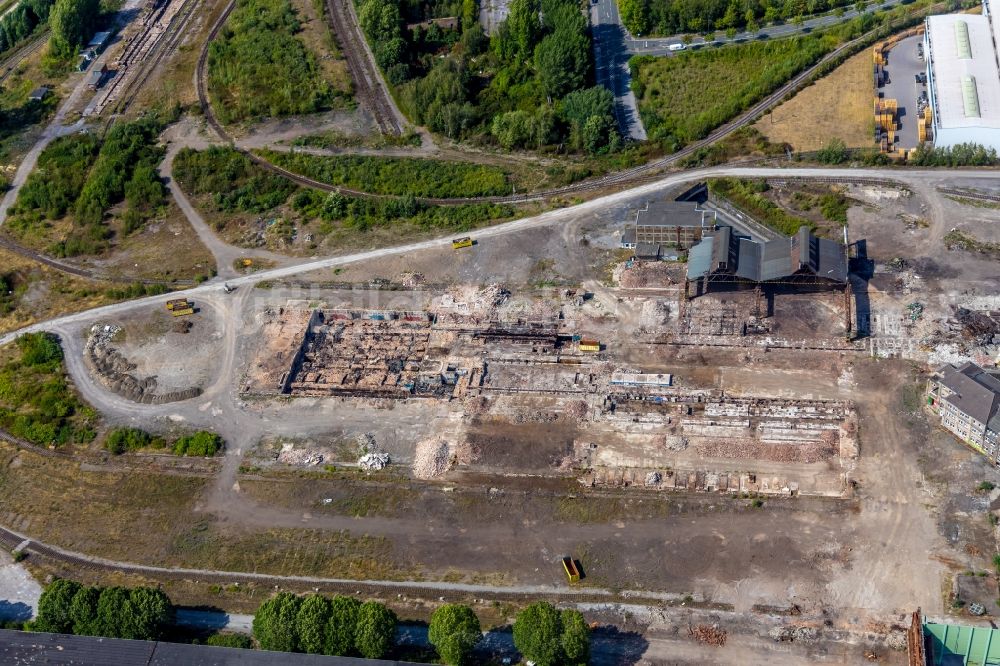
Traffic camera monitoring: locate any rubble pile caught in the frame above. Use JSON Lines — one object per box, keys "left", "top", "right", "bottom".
{"left": 278, "top": 443, "right": 324, "bottom": 466}
{"left": 413, "top": 438, "right": 450, "bottom": 479}
{"left": 359, "top": 452, "right": 390, "bottom": 470}
{"left": 87, "top": 324, "right": 201, "bottom": 404}
{"left": 689, "top": 624, "right": 726, "bottom": 647}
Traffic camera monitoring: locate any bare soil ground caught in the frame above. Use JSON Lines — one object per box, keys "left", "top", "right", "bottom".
{"left": 754, "top": 49, "right": 872, "bottom": 152}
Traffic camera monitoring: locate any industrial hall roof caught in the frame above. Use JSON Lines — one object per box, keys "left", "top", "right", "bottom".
{"left": 686, "top": 226, "right": 848, "bottom": 283}
{"left": 0, "top": 629, "right": 423, "bottom": 666}
{"left": 936, "top": 361, "right": 1000, "bottom": 430}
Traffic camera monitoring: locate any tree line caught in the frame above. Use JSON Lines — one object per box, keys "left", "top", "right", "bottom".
{"left": 104, "top": 427, "right": 224, "bottom": 456}
{"left": 619, "top": 0, "right": 859, "bottom": 38}
{"left": 33, "top": 580, "right": 173, "bottom": 640}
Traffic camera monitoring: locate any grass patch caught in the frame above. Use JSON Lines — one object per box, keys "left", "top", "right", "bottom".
{"left": 633, "top": 36, "right": 838, "bottom": 146}
{"left": 0, "top": 333, "right": 97, "bottom": 446}
{"left": 708, "top": 178, "right": 814, "bottom": 236}
{"left": 207, "top": 0, "right": 347, "bottom": 124}
{"left": 258, "top": 151, "right": 513, "bottom": 198}
{"left": 945, "top": 195, "right": 1000, "bottom": 210}
{"left": 290, "top": 130, "right": 422, "bottom": 150}
{"left": 943, "top": 230, "right": 1000, "bottom": 259}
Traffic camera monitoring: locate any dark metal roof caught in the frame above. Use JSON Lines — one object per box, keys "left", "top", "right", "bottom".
{"left": 938, "top": 362, "right": 1000, "bottom": 427}
{"left": 0, "top": 629, "right": 422, "bottom": 666}
{"left": 635, "top": 201, "right": 712, "bottom": 228}
{"left": 684, "top": 226, "right": 848, "bottom": 284}
{"left": 634, "top": 242, "right": 660, "bottom": 259}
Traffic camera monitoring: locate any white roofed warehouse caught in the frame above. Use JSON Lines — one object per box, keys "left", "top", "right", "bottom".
{"left": 924, "top": 6, "right": 1000, "bottom": 150}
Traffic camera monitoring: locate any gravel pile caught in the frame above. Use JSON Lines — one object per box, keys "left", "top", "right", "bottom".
{"left": 413, "top": 438, "right": 450, "bottom": 479}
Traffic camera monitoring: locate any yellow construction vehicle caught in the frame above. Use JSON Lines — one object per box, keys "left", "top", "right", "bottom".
{"left": 451, "top": 237, "right": 473, "bottom": 249}
{"left": 165, "top": 298, "right": 194, "bottom": 317}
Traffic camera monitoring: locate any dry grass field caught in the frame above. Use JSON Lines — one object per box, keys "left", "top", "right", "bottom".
{"left": 754, "top": 50, "right": 873, "bottom": 152}
{"left": 0, "top": 248, "right": 117, "bottom": 334}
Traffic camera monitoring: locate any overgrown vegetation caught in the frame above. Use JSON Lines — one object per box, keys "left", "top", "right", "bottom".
{"left": 633, "top": 35, "right": 839, "bottom": 148}
{"left": 173, "top": 147, "right": 517, "bottom": 245}
{"left": 7, "top": 118, "right": 167, "bottom": 257}
{"left": 0, "top": 0, "right": 54, "bottom": 58}
{"left": 253, "top": 592, "right": 397, "bottom": 658}
{"left": 48, "top": 0, "right": 99, "bottom": 59}
{"left": 943, "top": 230, "right": 1000, "bottom": 259}
{"left": 619, "top": 0, "right": 855, "bottom": 37}
{"left": 708, "top": 177, "right": 813, "bottom": 235}
{"left": 33, "top": 579, "right": 173, "bottom": 640}
{"left": 208, "top": 0, "right": 344, "bottom": 123}
{"left": 0, "top": 332, "right": 96, "bottom": 446}
{"left": 259, "top": 151, "right": 512, "bottom": 198}
{"left": 104, "top": 427, "right": 223, "bottom": 456}
{"left": 359, "top": 0, "right": 620, "bottom": 153}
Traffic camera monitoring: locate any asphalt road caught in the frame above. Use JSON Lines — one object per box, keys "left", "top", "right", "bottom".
{"left": 589, "top": 0, "right": 906, "bottom": 140}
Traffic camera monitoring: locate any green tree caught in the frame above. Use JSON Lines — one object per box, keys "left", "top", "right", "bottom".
{"left": 123, "top": 587, "right": 172, "bottom": 641}
{"left": 297, "top": 594, "right": 332, "bottom": 654}
{"left": 560, "top": 86, "right": 614, "bottom": 128}
{"left": 253, "top": 592, "right": 302, "bottom": 653}
{"left": 460, "top": 0, "right": 477, "bottom": 30}
{"left": 429, "top": 604, "right": 481, "bottom": 666}
{"left": 35, "top": 579, "right": 82, "bottom": 634}
{"left": 582, "top": 113, "right": 618, "bottom": 154}
{"left": 48, "top": 0, "right": 99, "bottom": 58}
{"left": 95, "top": 587, "right": 131, "bottom": 638}
{"left": 173, "top": 431, "right": 223, "bottom": 456}
{"left": 491, "top": 110, "right": 534, "bottom": 149}
{"left": 618, "top": 0, "right": 648, "bottom": 35}
{"left": 354, "top": 601, "right": 397, "bottom": 659}
{"left": 69, "top": 586, "right": 99, "bottom": 636}
{"left": 512, "top": 602, "right": 563, "bottom": 666}
{"left": 534, "top": 32, "right": 588, "bottom": 99}
{"left": 559, "top": 610, "right": 590, "bottom": 666}
{"left": 325, "top": 595, "right": 361, "bottom": 656}
{"left": 492, "top": 0, "right": 539, "bottom": 63}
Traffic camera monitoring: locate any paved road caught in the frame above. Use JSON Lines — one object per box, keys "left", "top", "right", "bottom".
{"left": 589, "top": 0, "right": 905, "bottom": 141}
{"left": 591, "top": 0, "right": 646, "bottom": 140}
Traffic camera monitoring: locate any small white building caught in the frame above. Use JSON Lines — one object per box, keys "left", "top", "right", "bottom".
{"left": 924, "top": 8, "right": 1000, "bottom": 150}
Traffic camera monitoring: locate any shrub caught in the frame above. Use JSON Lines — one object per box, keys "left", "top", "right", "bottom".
{"left": 512, "top": 602, "right": 590, "bottom": 666}
{"left": 104, "top": 427, "right": 152, "bottom": 455}
{"left": 37, "top": 581, "right": 172, "bottom": 640}
{"left": 206, "top": 632, "right": 254, "bottom": 649}
{"left": 354, "top": 601, "right": 397, "bottom": 659}
{"left": 172, "top": 431, "right": 223, "bottom": 456}
{"left": 429, "top": 604, "right": 481, "bottom": 665}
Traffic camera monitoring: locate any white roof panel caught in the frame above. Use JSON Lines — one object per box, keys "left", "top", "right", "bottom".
{"left": 926, "top": 14, "right": 1000, "bottom": 130}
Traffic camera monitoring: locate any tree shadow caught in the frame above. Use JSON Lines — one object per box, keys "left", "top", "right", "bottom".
{"left": 592, "top": 625, "right": 651, "bottom": 665}
{"left": 0, "top": 600, "right": 33, "bottom": 622}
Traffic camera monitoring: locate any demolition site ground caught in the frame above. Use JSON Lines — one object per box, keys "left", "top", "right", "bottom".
{"left": 10, "top": 179, "right": 1000, "bottom": 663}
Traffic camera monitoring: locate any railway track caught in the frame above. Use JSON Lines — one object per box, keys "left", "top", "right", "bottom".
{"left": 195, "top": 9, "right": 930, "bottom": 207}
{"left": 0, "top": 32, "right": 47, "bottom": 84}
{"left": 325, "top": 0, "right": 403, "bottom": 135}
{"left": 936, "top": 186, "right": 1000, "bottom": 203}
{"left": 97, "top": 0, "right": 203, "bottom": 115}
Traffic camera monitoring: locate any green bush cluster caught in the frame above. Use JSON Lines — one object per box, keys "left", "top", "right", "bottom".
{"left": 290, "top": 188, "right": 514, "bottom": 232}
{"left": 252, "top": 593, "right": 397, "bottom": 658}
{"left": 0, "top": 332, "right": 96, "bottom": 446}
{"left": 909, "top": 142, "right": 1000, "bottom": 167}
{"left": 208, "top": 0, "right": 334, "bottom": 123}
{"left": 102, "top": 282, "right": 169, "bottom": 301}
{"left": 260, "top": 151, "right": 511, "bottom": 198}
{"left": 173, "top": 147, "right": 296, "bottom": 214}
{"left": 512, "top": 602, "right": 589, "bottom": 666}
{"left": 0, "top": 0, "right": 55, "bottom": 56}
{"left": 9, "top": 119, "right": 165, "bottom": 257}
{"left": 205, "top": 632, "right": 254, "bottom": 649}
{"left": 104, "top": 427, "right": 155, "bottom": 454}
{"left": 633, "top": 35, "right": 836, "bottom": 147}
{"left": 708, "top": 178, "right": 814, "bottom": 236}
{"left": 172, "top": 431, "right": 224, "bottom": 456}
{"left": 33, "top": 579, "right": 173, "bottom": 640}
